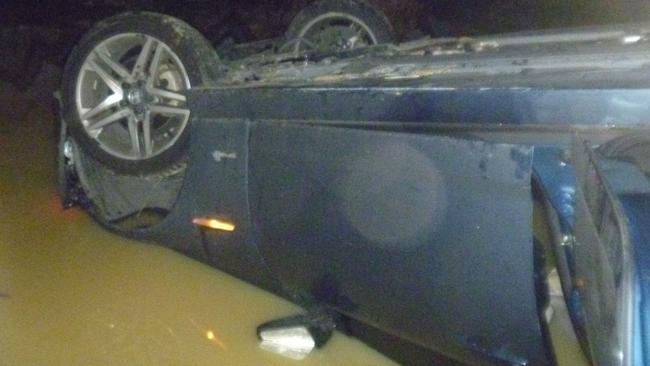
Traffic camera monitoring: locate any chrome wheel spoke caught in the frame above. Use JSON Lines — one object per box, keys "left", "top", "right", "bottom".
{"left": 146, "top": 86, "right": 186, "bottom": 102}
{"left": 150, "top": 105, "right": 190, "bottom": 118}
{"left": 147, "top": 42, "right": 165, "bottom": 86}
{"left": 88, "top": 108, "right": 131, "bottom": 131}
{"left": 142, "top": 110, "right": 153, "bottom": 158}
{"left": 355, "top": 26, "right": 366, "bottom": 39}
{"left": 82, "top": 92, "right": 122, "bottom": 121}
{"left": 132, "top": 36, "right": 154, "bottom": 77}
{"left": 127, "top": 114, "right": 142, "bottom": 157}
{"left": 299, "top": 37, "right": 318, "bottom": 51}
{"left": 87, "top": 59, "right": 122, "bottom": 94}
{"left": 94, "top": 46, "right": 132, "bottom": 81}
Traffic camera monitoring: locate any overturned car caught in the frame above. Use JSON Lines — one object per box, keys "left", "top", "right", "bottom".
{"left": 58, "top": 9, "right": 650, "bottom": 366}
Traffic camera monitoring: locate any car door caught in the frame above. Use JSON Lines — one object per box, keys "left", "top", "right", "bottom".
{"left": 248, "top": 120, "right": 552, "bottom": 365}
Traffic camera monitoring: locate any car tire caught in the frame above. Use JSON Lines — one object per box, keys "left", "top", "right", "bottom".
{"left": 285, "top": 0, "right": 395, "bottom": 54}
{"left": 61, "top": 12, "right": 222, "bottom": 175}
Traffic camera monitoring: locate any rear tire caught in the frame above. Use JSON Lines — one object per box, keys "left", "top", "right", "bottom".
{"left": 286, "top": 0, "right": 395, "bottom": 55}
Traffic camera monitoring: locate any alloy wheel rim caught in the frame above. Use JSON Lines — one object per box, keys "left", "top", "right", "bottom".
{"left": 75, "top": 33, "right": 191, "bottom": 161}
{"left": 295, "top": 12, "right": 378, "bottom": 54}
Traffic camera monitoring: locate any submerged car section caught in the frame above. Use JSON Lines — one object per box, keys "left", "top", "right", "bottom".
{"left": 59, "top": 17, "right": 650, "bottom": 366}
{"left": 247, "top": 124, "right": 544, "bottom": 365}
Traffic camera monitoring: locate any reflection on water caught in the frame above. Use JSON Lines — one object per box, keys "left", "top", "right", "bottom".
{"left": 0, "top": 86, "right": 396, "bottom": 365}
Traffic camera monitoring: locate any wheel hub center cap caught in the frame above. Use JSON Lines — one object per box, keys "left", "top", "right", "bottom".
{"left": 126, "top": 88, "right": 145, "bottom": 105}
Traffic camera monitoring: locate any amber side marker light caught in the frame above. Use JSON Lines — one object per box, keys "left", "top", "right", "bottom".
{"left": 192, "top": 217, "right": 235, "bottom": 232}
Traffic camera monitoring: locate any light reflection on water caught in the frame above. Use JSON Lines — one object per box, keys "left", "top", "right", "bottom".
{"left": 0, "top": 89, "right": 396, "bottom": 365}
